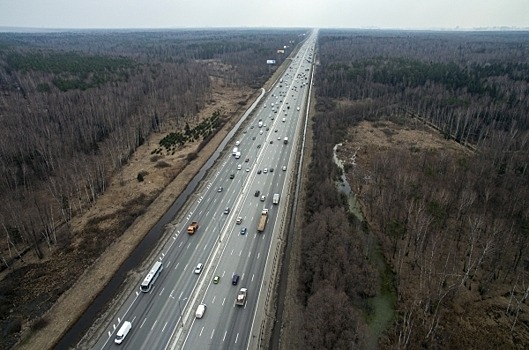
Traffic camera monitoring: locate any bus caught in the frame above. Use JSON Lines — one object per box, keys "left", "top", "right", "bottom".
{"left": 140, "top": 261, "right": 163, "bottom": 293}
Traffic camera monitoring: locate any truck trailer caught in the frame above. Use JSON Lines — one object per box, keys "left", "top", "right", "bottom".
{"left": 257, "top": 209, "right": 269, "bottom": 232}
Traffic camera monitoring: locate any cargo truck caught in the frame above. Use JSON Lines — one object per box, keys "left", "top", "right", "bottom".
{"left": 273, "top": 194, "right": 280, "bottom": 205}
{"left": 257, "top": 209, "right": 269, "bottom": 232}
{"left": 236, "top": 288, "right": 247, "bottom": 306}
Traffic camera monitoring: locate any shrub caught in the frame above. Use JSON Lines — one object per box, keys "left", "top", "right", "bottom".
{"left": 150, "top": 154, "right": 162, "bottom": 162}
{"left": 155, "top": 161, "right": 171, "bottom": 168}
{"left": 30, "top": 316, "right": 49, "bottom": 331}
{"left": 7, "top": 317, "right": 22, "bottom": 334}
{"left": 137, "top": 170, "right": 149, "bottom": 182}
{"left": 186, "top": 152, "right": 198, "bottom": 161}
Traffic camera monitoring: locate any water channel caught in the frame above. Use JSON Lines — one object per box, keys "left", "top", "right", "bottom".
{"left": 332, "top": 143, "right": 396, "bottom": 339}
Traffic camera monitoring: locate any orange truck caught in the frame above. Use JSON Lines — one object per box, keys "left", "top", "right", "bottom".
{"left": 187, "top": 221, "right": 199, "bottom": 235}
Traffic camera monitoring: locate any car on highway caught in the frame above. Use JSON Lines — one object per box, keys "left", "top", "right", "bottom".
{"left": 282, "top": 165, "right": 287, "bottom": 171}
{"left": 270, "top": 168, "right": 274, "bottom": 172}
{"left": 237, "top": 164, "right": 242, "bottom": 170}
{"left": 263, "top": 168, "right": 268, "bottom": 174}
{"left": 196, "top": 304, "right": 206, "bottom": 319}
{"left": 270, "top": 140, "right": 273, "bottom": 144}
{"left": 257, "top": 144, "right": 261, "bottom": 149}
{"left": 213, "top": 276, "right": 220, "bottom": 284}
{"left": 232, "top": 274, "right": 240, "bottom": 285}
{"left": 245, "top": 158, "right": 249, "bottom": 162}
{"left": 257, "top": 170, "right": 262, "bottom": 174}
{"left": 246, "top": 168, "right": 250, "bottom": 172}
{"left": 254, "top": 190, "right": 260, "bottom": 197}
{"left": 194, "top": 263, "right": 203, "bottom": 274}
{"left": 240, "top": 227, "right": 247, "bottom": 235}
{"left": 236, "top": 216, "right": 242, "bottom": 224}
{"left": 217, "top": 186, "right": 223, "bottom": 192}
{"left": 260, "top": 195, "right": 266, "bottom": 202}
{"left": 224, "top": 207, "right": 230, "bottom": 214}
{"left": 230, "top": 174, "right": 235, "bottom": 179}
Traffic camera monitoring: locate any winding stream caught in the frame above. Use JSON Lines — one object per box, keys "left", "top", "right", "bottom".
{"left": 332, "top": 143, "right": 396, "bottom": 339}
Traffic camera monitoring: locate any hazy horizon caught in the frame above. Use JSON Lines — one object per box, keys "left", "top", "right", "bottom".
{"left": 1, "top": 0, "right": 528, "bottom": 31}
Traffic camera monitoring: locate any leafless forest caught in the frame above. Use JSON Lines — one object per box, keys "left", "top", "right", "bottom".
{"left": 0, "top": 29, "right": 303, "bottom": 349}
{"left": 295, "top": 30, "right": 529, "bottom": 349}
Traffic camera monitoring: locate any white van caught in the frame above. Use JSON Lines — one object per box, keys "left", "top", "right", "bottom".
{"left": 114, "top": 321, "right": 132, "bottom": 344}
{"left": 196, "top": 304, "right": 207, "bottom": 318}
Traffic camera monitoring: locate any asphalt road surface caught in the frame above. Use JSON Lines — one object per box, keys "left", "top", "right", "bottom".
{"left": 90, "top": 31, "right": 317, "bottom": 350}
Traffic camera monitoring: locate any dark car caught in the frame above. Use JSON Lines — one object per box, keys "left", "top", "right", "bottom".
{"left": 240, "top": 227, "right": 247, "bottom": 235}
{"left": 257, "top": 144, "right": 261, "bottom": 149}
{"left": 254, "top": 190, "right": 260, "bottom": 197}
{"left": 232, "top": 274, "right": 240, "bottom": 285}
{"left": 230, "top": 174, "right": 235, "bottom": 179}
{"left": 257, "top": 170, "right": 262, "bottom": 174}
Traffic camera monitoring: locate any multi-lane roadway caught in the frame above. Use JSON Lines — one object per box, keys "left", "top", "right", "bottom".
{"left": 89, "top": 31, "right": 317, "bottom": 350}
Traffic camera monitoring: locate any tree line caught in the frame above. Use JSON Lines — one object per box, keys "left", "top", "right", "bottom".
{"left": 291, "top": 30, "right": 529, "bottom": 349}
{"left": 0, "top": 29, "right": 305, "bottom": 349}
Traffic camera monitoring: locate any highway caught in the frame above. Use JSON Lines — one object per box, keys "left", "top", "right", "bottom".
{"left": 89, "top": 31, "right": 317, "bottom": 350}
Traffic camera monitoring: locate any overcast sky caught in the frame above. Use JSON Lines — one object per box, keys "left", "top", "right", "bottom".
{"left": 1, "top": 0, "right": 528, "bottom": 30}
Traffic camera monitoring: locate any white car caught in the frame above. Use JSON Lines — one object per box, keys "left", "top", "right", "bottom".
{"left": 194, "top": 263, "right": 204, "bottom": 274}
{"left": 237, "top": 164, "right": 242, "bottom": 170}
{"left": 282, "top": 165, "right": 287, "bottom": 171}
{"left": 263, "top": 168, "right": 268, "bottom": 174}
{"left": 196, "top": 304, "right": 207, "bottom": 318}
